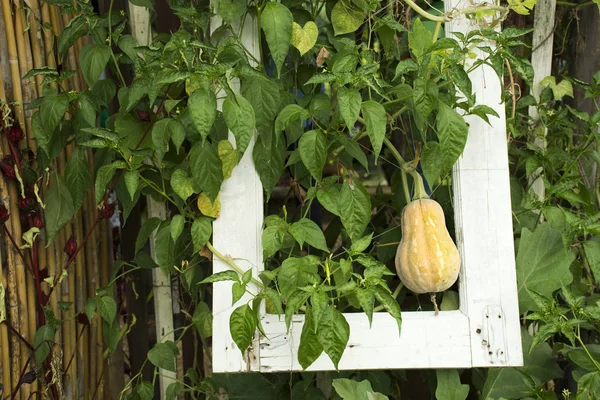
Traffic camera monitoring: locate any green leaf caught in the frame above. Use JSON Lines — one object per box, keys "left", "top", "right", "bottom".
{"left": 40, "top": 93, "right": 69, "bottom": 135}
{"left": 190, "top": 140, "right": 223, "bottom": 202}
{"left": 408, "top": 18, "right": 432, "bottom": 60}
{"left": 213, "top": 0, "right": 246, "bottom": 22}
{"left": 311, "top": 290, "right": 329, "bottom": 330}
{"left": 232, "top": 282, "right": 246, "bottom": 305}
{"left": 331, "top": 1, "right": 364, "bottom": 36}
{"left": 436, "top": 102, "right": 469, "bottom": 173}
{"left": 223, "top": 93, "right": 255, "bottom": 155}
{"left": 393, "top": 59, "right": 419, "bottom": 81}
{"left": 260, "top": 2, "right": 293, "bottom": 78}
{"left": 63, "top": 147, "right": 91, "bottom": 213}
{"left": 154, "top": 225, "right": 175, "bottom": 269}
{"left": 92, "top": 79, "right": 117, "bottom": 108}
{"left": 576, "top": 371, "right": 600, "bottom": 399}
{"left": 317, "top": 306, "right": 350, "bottom": 369}
{"left": 44, "top": 174, "right": 75, "bottom": 243}
{"left": 298, "top": 306, "right": 323, "bottom": 369}
{"left": 372, "top": 286, "right": 402, "bottom": 334}
{"left": 58, "top": 14, "right": 87, "bottom": 56}
{"left": 148, "top": 341, "right": 179, "bottom": 372}
{"left": 333, "top": 379, "right": 385, "bottom": 400}
{"left": 337, "top": 135, "right": 368, "bottom": 170}
{"left": 241, "top": 76, "right": 280, "bottom": 137}
{"left": 516, "top": 224, "right": 574, "bottom": 313}
{"left": 79, "top": 44, "right": 112, "bottom": 87}
{"left": 97, "top": 296, "right": 117, "bottom": 323}
{"left": 291, "top": 21, "right": 318, "bottom": 56}
{"left": 230, "top": 304, "right": 258, "bottom": 355}
{"left": 298, "top": 130, "right": 327, "bottom": 182}
{"left": 84, "top": 298, "right": 96, "bottom": 323}
{"left": 435, "top": 370, "right": 469, "bottom": 400}
{"left": 134, "top": 382, "right": 155, "bottom": 400}
{"left": 95, "top": 161, "right": 125, "bottom": 204}
{"left": 482, "top": 328, "right": 562, "bottom": 399}
{"left": 317, "top": 182, "right": 342, "bottom": 216}
{"left": 188, "top": 85, "right": 217, "bottom": 141}
{"left": 338, "top": 87, "right": 362, "bottom": 129}
{"left": 412, "top": 78, "right": 438, "bottom": 130}
{"left": 253, "top": 130, "right": 285, "bottom": 198}
{"left": 151, "top": 118, "right": 186, "bottom": 160}
{"left": 170, "top": 215, "right": 185, "bottom": 243}
{"left": 289, "top": 218, "right": 328, "bottom": 251}
{"left": 421, "top": 141, "right": 443, "bottom": 187}
{"left": 361, "top": 101, "right": 386, "bottom": 161}
{"left": 340, "top": 179, "right": 371, "bottom": 241}
{"left": 275, "top": 104, "right": 310, "bottom": 143}
{"left": 583, "top": 240, "right": 600, "bottom": 283}
{"left": 262, "top": 224, "right": 287, "bottom": 259}
{"left": 170, "top": 169, "right": 196, "bottom": 201}
{"left": 191, "top": 217, "right": 212, "bottom": 253}
{"left": 356, "top": 287, "right": 375, "bottom": 327}
{"left": 192, "top": 301, "right": 212, "bottom": 339}
{"left": 123, "top": 170, "right": 140, "bottom": 201}
{"left": 166, "top": 382, "right": 183, "bottom": 400}
{"left": 351, "top": 232, "right": 373, "bottom": 253}
{"left": 34, "top": 324, "right": 57, "bottom": 365}
{"left": 278, "top": 256, "right": 320, "bottom": 299}
{"left": 135, "top": 218, "right": 162, "bottom": 253}
{"left": 199, "top": 270, "right": 239, "bottom": 284}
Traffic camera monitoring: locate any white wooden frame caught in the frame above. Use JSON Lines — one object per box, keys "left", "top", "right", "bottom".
{"left": 212, "top": 0, "right": 523, "bottom": 372}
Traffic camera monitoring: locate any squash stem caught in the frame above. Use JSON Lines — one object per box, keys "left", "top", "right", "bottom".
{"left": 430, "top": 293, "right": 440, "bottom": 316}
{"left": 410, "top": 170, "right": 429, "bottom": 200}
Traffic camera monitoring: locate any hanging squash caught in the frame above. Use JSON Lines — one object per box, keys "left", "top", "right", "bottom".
{"left": 395, "top": 171, "right": 460, "bottom": 312}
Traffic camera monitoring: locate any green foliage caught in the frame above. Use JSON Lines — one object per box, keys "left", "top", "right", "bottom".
{"left": 24, "top": 0, "right": 600, "bottom": 397}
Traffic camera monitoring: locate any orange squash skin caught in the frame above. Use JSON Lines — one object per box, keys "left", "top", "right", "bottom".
{"left": 394, "top": 198, "right": 461, "bottom": 294}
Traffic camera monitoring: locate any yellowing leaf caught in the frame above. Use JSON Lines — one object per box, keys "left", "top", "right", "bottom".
{"left": 197, "top": 192, "right": 221, "bottom": 218}
{"left": 507, "top": 0, "right": 537, "bottom": 15}
{"left": 539, "top": 76, "right": 573, "bottom": 100}
{"left": 331, "top": 1, "right": 364, "bottom": 36}
{"left": 291, "top": 21, "right": 318, "bottom": 56}
{"left": 218, "top": 140, "right": 238, "bottom": 179}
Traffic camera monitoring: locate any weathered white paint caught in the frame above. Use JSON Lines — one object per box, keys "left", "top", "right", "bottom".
{"left": 212, "top": 0, "right": 523, "bottom": 372}
{"left": 128, "top": 3, "right": 177, "bottom": 397}
{"left": 211, "top": 16, "right": 263, "bottom": 373}
{"left": 445, "top": 0, "right": 523, "bottom": 367}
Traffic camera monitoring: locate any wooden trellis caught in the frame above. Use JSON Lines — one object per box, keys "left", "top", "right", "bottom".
{"left": 212, "top": 0, "right": 523, "bottom": 372}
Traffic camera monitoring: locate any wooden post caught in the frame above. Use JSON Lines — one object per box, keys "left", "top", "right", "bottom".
{"left": 528, "top": 0, "right": 556, "bottom": 203}
{"left": 127, "top": 3, "right": 176, "bottom": 398}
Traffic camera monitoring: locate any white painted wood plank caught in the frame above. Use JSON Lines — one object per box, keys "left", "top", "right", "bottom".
{"left": 259, "top": 311, "right": 471, "bottom": 371}
{"left": 211, "top": 16, "right": 262, "bottom": 373}
{"left": 445, "top": 0, "right": 523, "bottom": 367}
{"left": 128, "top": 4, "right": 177, "bottom": 396}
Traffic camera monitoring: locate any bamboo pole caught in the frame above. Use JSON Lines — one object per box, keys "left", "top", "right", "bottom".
{"left": 1, "top": 0, "right": 26, "bottom": 134}
{"left": 0, "top": 51, "right": 12, "bottom": 399}
{"left": 27, "top": 0, "right": 45, "bottom": 95}
{"left": 84, "top": 179, "right": 98, "bottom": 400}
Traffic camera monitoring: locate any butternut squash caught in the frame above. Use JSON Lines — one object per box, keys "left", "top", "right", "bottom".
{"left": 394, "top": 172, "right": 460, "bottom": 298}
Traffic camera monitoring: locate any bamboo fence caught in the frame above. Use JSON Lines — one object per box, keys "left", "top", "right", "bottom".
{"left": 0, "top": 0, "right": 117, "bottom": 398}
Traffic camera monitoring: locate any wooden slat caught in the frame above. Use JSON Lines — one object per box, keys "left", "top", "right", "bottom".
{"left": 211, "top": 16, "right": 262, "bottom": 373}
{"left": 259, "top": 311, "right": 471, "bottom": 371}
{"left": 445, "top": 0, "right": 523, "bottom": 368}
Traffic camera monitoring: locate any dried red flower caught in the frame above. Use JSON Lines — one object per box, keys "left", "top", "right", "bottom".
{"left": 31, "top": 213, "right": 44, "bottom": 228}
{"left": 100, "top": 202, "right": 116, "bottom": 220}
{"left": 63, "top": 234, "right": 77, "bottom": 258}
{"left": 0, "top": 204, "right": 9, "bottom": 224}
{"left": 76, "top": 311, "right": 89, "bottom": 325}
{"left": 136, "top": 110, "right": 150, "bottom": 122}
{"left": 0, "top": 155, "right": 16, "bottom": 180}
{"left": 18, "top": 196, "right": 34, "bottom": 211}
{"left": 7, "top": 123, "right": 24, "bottom": 143}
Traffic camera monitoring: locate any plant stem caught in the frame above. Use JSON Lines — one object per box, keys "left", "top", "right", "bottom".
{"left": 206, "top": 242, "right": 263, "bottom": 288}
{"left": 404, "top": 0, "right": 445, "bottom": 21}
